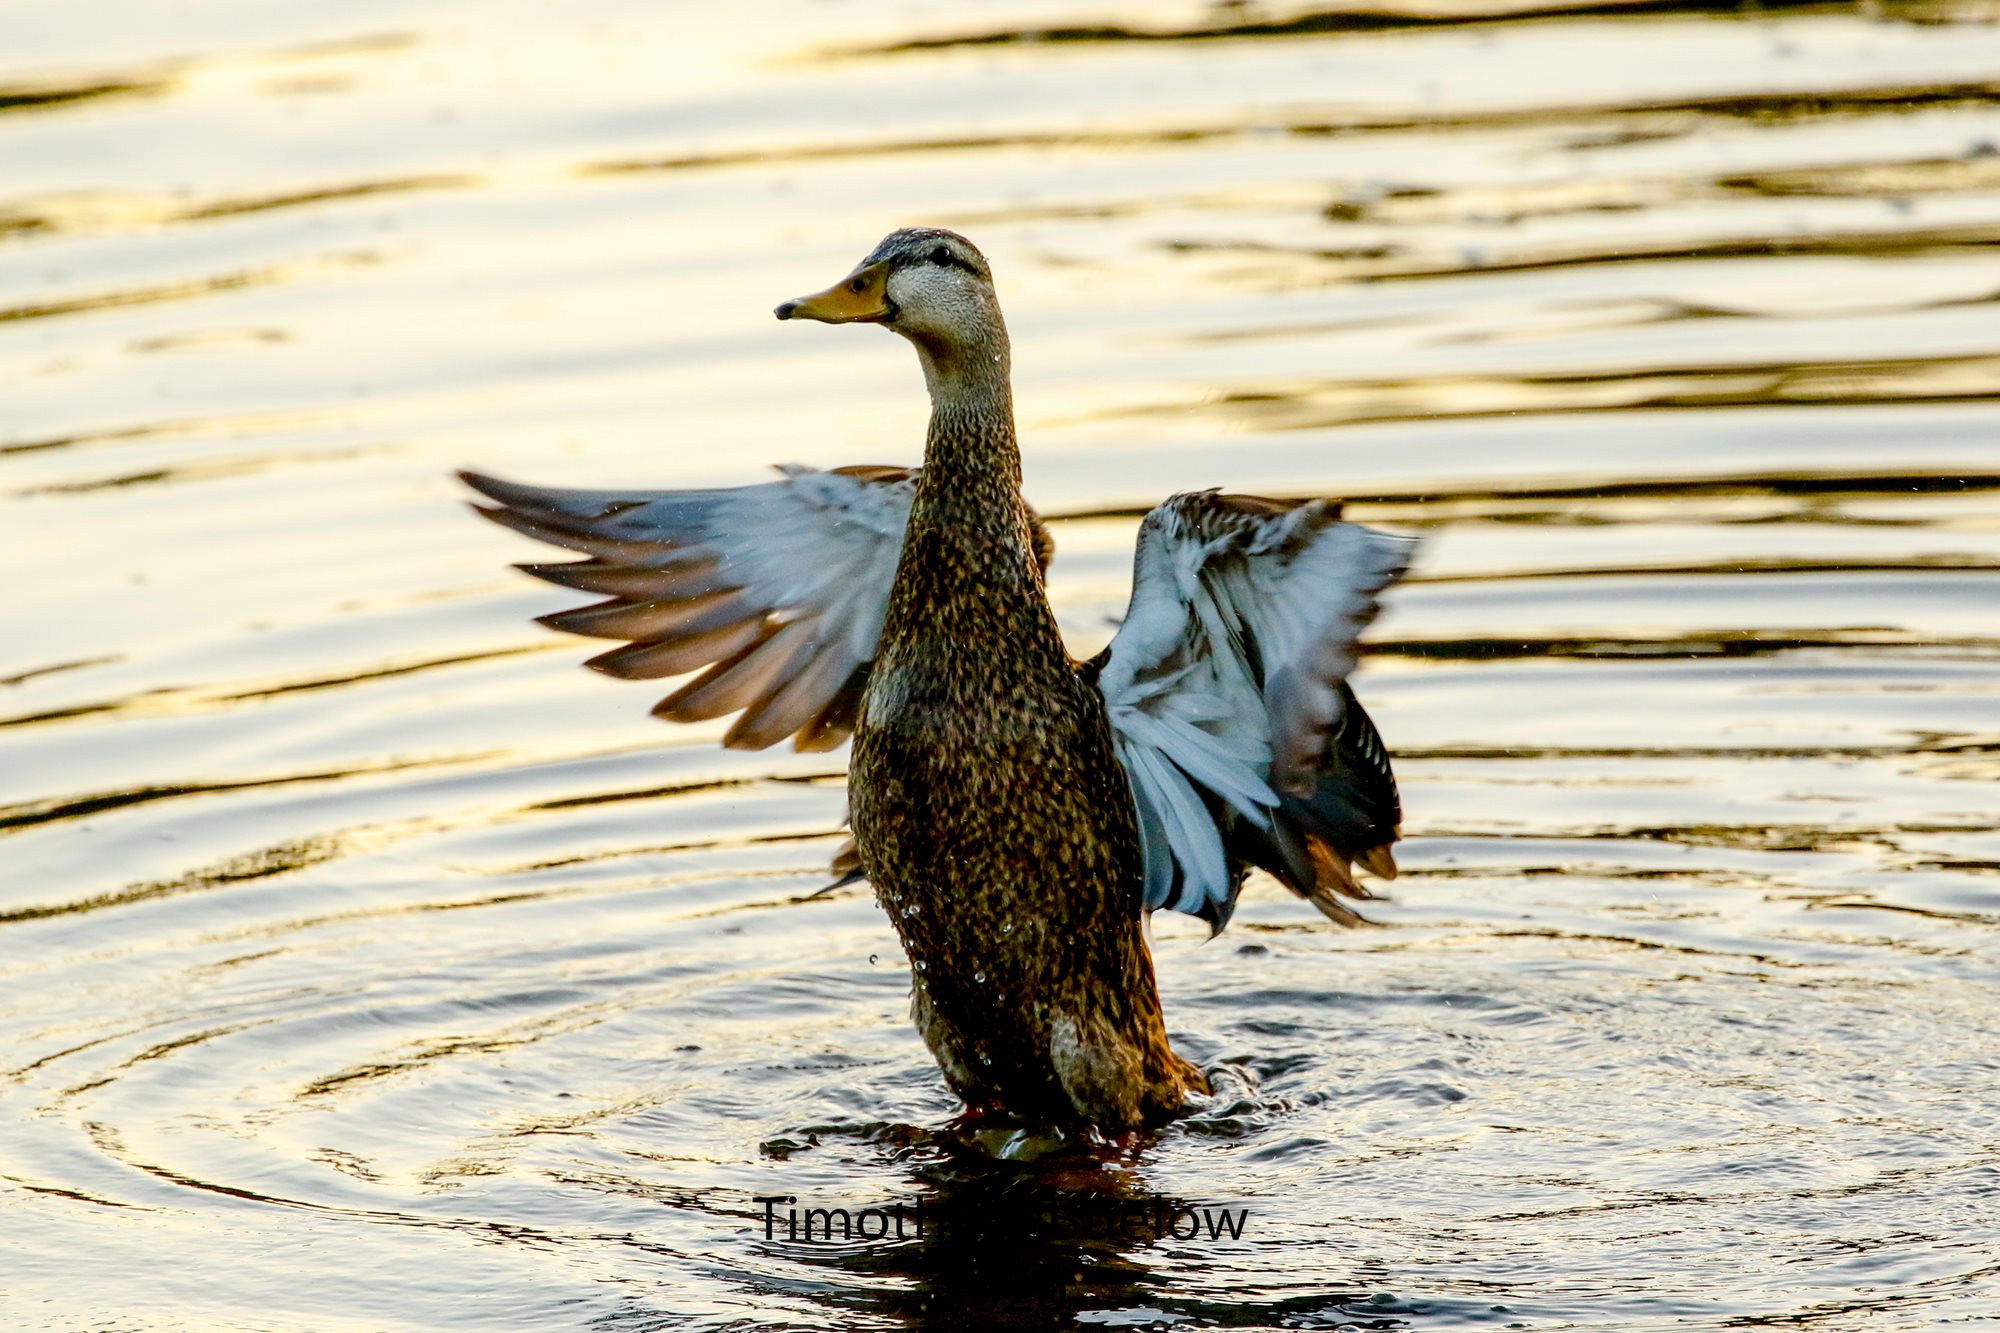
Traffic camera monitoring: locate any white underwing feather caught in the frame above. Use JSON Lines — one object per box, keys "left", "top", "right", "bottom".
{"left": 1099, "top": 492, "right": 1416, "bottom": 925}
{"left": 463, "top": 464, "right": 923, "bottom": 752}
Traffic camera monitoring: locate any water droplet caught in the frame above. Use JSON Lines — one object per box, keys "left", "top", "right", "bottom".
{"left": 915, "top": 960, "right": 927, "bottom": 972}
{"left": 1001, "top": 922, "right": 1014, "bottom": 935}
{"left": 867, "top": 954, "right": 878, "bottom": 965}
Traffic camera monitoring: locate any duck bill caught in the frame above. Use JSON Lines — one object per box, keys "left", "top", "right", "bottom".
{"left": 774, "top": 260, "right": 894, "bottom": 323}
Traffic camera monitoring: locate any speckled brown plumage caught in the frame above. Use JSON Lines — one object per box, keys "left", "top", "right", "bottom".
{"left": 851, "top": 384, "right": 1206, "bottom": 1131}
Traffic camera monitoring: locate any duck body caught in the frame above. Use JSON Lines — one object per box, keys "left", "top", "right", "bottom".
{"left": 461, "top": 226, "right": 1415, "bottom": 1138}
{"left": 853, "top": 392, "right": 1203, "bottom": 1130}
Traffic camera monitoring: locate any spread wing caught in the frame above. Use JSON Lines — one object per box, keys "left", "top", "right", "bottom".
{"left": 1093, "top": 492, "right": 1417, "bottom": 931}
{"left": 462, "top": 464, "right": 1056, "bottom": 753}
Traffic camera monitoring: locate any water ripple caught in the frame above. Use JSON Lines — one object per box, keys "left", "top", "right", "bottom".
{"left": 2, "top": 2, "right": 1998, "bottom": 1329}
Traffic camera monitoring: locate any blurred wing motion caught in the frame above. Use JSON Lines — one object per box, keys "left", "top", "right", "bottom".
{"left": 1094, "top": 492, "right": 1417, "bottom": 931}
{"left": 464, "top": 464, "right": 918, "bottom": 752}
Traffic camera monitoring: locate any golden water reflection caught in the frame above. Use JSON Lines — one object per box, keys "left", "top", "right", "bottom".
{"left": 2, "top": 1, "right": 1999, "bottom": 1329}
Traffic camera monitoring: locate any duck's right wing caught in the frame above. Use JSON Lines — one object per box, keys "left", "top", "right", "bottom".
{"left": 462, "top": 464, "right": 926, "bottom": 752}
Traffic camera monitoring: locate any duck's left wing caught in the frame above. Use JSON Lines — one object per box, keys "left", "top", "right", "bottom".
{"left": 1093, "top": 492, "right": 1417, "bottom": 931}
{"left": 462, "top": 464, "right": 929, "bottom": 752}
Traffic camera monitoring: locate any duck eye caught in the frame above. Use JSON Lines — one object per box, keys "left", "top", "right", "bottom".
{"left": 930, "top": 246, "right": 951, "bottom": 266}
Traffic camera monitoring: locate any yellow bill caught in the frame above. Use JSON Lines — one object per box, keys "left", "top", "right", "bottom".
{"left": 774, "top": 260, "right": 894, "bottom": 324}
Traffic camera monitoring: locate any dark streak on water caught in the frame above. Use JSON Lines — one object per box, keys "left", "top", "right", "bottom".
{"left": 2, "top": 1, "right": 1999, "bottom": 1330}
{"left": 843, "top": 0, "right": 1936, "bottom": 52}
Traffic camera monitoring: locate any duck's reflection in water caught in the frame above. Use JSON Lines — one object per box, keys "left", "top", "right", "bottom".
{"left": 765, "top": 1138, "right": 1187, "bottom": 1330}
{"left": 728, "top": 1124, "right": 1426, "bottom": 1330}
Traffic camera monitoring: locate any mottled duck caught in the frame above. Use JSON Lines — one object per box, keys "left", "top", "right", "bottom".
{"left": 461, "top": 227, "right": 1416, "bottom": 1136}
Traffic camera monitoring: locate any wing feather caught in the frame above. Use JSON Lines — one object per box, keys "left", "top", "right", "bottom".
{"left": 463, "top": 465, "right": 919, "bottom": 752}
{"left": 463, "top": 464, "right": 1057, "bottom": 765}
{"left": 539, "top": 587, "right": 758, "bottom": 642}
{"left": 518, "top": 557, "right": 727, "bottom": 600}
{"left": 588, "top": 620, "right": 767, "bottom": 681}
{"left": 1096, "top": 491, "right": 1416, "bottom": 931}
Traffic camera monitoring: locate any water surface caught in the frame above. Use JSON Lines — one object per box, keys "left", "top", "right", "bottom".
{"left": 3, "top": 2, "right": 1999, "bottom": 1329}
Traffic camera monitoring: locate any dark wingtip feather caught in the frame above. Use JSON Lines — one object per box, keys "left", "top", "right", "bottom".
{"left": 458, "top": 468, "right": 559, "bottom": 510}
{"left": 470, "top": 499, "right": 583, "bottom": 549}
{"left": 580, "top": 621, "right": 764, "bottom": 682}
{"left": 649, "top": 637, "right": 770, "bottom": 721}
{"left": 517, "top": 560, "right": 590, "bottom": 588}
{"left": 459, "top": 469, "right": 549, "bottom": 510}
{"left": 791, "top": 666, "right": 867, "bottom": 754}
{"left": 535, "top": 600, "right": 614, "bottom": 637}
{"left": 1298, "top": 881, "right": 1375, "bottom": 927}
{"left": 1356, "top": 844, "right": 1399, "bottom": 881}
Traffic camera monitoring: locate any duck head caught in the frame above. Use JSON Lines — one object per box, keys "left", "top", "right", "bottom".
{"left": 775, "top": 228, "right": 1007, "bottom": 384}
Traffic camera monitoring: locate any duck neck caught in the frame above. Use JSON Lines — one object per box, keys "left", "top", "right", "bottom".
{"left": 881, "top": 327, "right": 1067, "bottom": 680}
{"left": 916, "top": 326, "right": 1024, "bottom": 524}
{"left": 913, "top": 332, "right": 1019, "bottom": 497}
